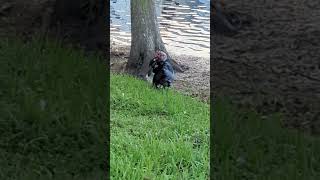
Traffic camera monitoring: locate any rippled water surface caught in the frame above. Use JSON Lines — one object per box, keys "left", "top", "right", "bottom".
{"left": 111, "top": 0, "right": 210, "bottom": 58}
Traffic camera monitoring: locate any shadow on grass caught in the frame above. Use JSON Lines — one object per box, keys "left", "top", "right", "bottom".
{"left": 0, "top": 37, "right": 108, "bottom": 179}
{"left": 213, "top": 98, "right": 320, "bottom": 180}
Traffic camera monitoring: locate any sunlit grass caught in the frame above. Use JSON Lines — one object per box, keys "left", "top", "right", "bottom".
{"left": 110, "top": 74, "right": 210, "bottom": 179}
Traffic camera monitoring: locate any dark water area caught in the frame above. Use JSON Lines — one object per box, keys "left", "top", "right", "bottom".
{"left": 110, "top": 0, "right": 210, "bottom": 58}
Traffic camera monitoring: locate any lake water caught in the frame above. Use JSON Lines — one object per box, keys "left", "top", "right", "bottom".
{"left": 110, "top": 0, "right": 210, "bottom": 58}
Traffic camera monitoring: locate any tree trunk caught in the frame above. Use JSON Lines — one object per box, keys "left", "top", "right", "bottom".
{"left": 212, "top": 0, "right": 241, "bottom": 35}
{"left": 52, "top": 0, "right": 107, "bottom": 52}
{"left": 0, "top": 0, "right": 106, "bottom": 53}
{"left": 126, "top": 0, "right": 183, "bottom": 79}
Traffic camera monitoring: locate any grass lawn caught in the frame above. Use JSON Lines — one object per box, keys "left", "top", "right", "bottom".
{"left": 0, "top": 38, "right": 107, "bottom": 180}
{"left": 110, "top": 74, "right": 210, "bottom": 179}
{"left": 110, "top": 70, "right": 320, "bottom": 180}
{"left": 213, "top": 99, "right": 320, "bottom": 180}
{"left": 2, "top": 37, "right": 319, "bottom": 180}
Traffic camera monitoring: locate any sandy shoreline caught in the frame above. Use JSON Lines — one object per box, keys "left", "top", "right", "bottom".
{"left": 110, "top": 44, "right": 210, "bottom": 103}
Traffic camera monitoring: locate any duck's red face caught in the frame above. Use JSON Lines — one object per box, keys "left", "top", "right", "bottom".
{"left": 154, "top": 50, "right": 167, "bottom": 61}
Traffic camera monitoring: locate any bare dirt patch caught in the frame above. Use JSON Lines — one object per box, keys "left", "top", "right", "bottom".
{"left": 213, "top": 0, "right": 320, "bottom": 134}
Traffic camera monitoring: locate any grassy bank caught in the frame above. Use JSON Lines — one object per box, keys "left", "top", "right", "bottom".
{"left": 213, "top": 99, "right": 320, "bottom": 180}
{"left": 110, "top": 73, "right": 320, "bottom": 180}
{"left": 110, "top": 74, "right": 210, "bottom": 179}
{"left": 0, "top": 38, "right": 107, "bottom": 179}
{"left": 3, "top": 37, "right": 319, "bottom": 180}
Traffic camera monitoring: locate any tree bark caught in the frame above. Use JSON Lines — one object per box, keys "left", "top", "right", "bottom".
{"left": 0, "top": 0, "right": 107, "bottom": 53}
{"left": 52, "top": 0, "right": 107, "bottom": 52}
{"left": 126, "top": 0, "right": 183, "bottom": 79}
{"left": 212, "top": 0, "right": 241, "bottom": 35}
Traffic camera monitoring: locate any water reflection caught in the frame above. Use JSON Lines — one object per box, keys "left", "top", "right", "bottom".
{"left": 110, "top": 0, "right": 210, "bottom": 58}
